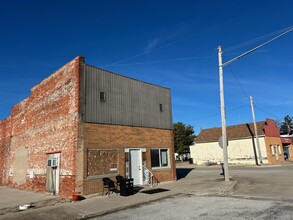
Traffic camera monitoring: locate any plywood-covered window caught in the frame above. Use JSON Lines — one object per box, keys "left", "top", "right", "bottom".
{"left": 87, "top": 149, "right": 118, "bottom": 177}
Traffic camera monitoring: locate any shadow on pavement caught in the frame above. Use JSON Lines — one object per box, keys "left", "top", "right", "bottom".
{"left": 140, "top": 188, "right": 170, "bottom": 194}
{"left": 176, "top": 168, "right": 194, "bottom": 180}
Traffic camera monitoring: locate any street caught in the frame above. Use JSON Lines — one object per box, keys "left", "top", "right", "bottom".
{"left": 96, "top": 194, "right": 293, "bottom": 220}
{"left": 1, "top": 163, "right": 293, "bottom": 219}
{"left": 94, "top": 163, "right": 293, "bottom": 219}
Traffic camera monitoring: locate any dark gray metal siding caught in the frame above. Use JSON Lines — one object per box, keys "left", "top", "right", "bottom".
{"left": 84, "top": 65, "right": 173, "bottom": 129}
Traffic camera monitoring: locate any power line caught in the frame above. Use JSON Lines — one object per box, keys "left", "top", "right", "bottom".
{"left": 224, "top": 26, "right": 293, "bottom": 52}
{"left": 223, "top": 55, "right": 250, "bottom": 98}
{"left": 183, "top": 104, "right": 249, "bottom": 123}
{"left": 108, "top": 54, "right": 216, "bottom": 67}
{"left": 222, "top": 26, "right": 293, "bottom": 67}
{"left": 253, "top": 105, "right": 282, "bottom": 119}
{"left": 102, "top": 26, "right": 218, "bottom": 68}
{"left": 102, "top": 40, "right": 179, "bottom": 68}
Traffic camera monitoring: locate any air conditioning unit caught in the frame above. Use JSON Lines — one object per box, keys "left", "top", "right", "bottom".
{"left": 47, "top": 158, "right": 58, "bottom": 167}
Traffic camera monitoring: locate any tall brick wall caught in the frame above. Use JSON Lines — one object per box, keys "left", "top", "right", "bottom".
{"left": 0, "top": 117, "right": 12, "bottom": 185}
{"left": 77, "top": 123, "right": 176, "bottom": 195}
{"left": 0, "top": 56, "right": 83, "bottom": 197}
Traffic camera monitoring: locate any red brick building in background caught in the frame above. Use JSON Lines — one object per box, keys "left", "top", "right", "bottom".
{"left": 0, "top": 57, "right": 176, "bottom": 197}
{"left": 281, "top": 136, "right": 293, "bottom": 161}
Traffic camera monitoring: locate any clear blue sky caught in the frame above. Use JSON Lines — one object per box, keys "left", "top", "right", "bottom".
{"left": 1, "top": 0, "right": 292, "bottom": 134}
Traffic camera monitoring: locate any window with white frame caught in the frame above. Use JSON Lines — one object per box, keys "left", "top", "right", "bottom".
{"left": 151, "top": 148, "right": 169, "bottom": 168}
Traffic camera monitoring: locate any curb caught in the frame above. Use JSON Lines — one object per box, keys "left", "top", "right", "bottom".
{"left": 75, "top": 179, "right": 238, "bottom": 219}
{"left": 76, "top": 193, "right": 182, "bottom": 220}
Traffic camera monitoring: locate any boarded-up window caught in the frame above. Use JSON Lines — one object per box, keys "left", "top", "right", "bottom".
{"left": 87, "top": 149, "right": 118, "bottom": 176}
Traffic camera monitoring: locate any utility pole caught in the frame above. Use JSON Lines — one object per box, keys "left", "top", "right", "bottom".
{"left": 250, "top": 96, "right": 263, "bottom": 165}
{"left": 218, "top": 46, "right": 229, "bottom": 182}
{"left": 217, "top": 27, "right": 292, "bottom": 176}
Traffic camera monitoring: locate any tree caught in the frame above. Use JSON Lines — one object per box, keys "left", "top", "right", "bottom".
{"left": 279, "top": 115, "right": 293, "bottom": 135}
{"left": 173, "top": 122, "right": 196, "bottom": 154}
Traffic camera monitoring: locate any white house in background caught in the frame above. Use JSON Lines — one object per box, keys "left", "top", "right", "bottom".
{"left": 190, "top": 119, "right": 284, "bottom": 165}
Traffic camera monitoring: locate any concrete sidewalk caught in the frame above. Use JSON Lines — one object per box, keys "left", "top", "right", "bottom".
{"left": 0, "top": 164, "right": 236, "bottom": 219}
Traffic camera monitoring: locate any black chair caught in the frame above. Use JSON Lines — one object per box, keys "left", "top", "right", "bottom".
{"left": 115, "top": 175, "right": 124, "bottom": 190}
{"left": 102, "top": 177, "right": 116, "bottom": 197}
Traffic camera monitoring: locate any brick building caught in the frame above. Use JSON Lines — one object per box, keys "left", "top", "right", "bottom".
{"left": 281, "top": 135, "right": 293, "bottom": 161}
{"left": 0, "top": 57, "right": 176, "bottom": 197}
{"left": 190, "top": 119, "right": 285, "bottom": 165}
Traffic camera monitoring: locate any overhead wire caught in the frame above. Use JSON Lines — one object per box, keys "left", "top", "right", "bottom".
{"left": 224, "top": 26, "right": 293, "bottom": 52}
{"left": 253, "top": 105, "right": 282, "bottom": 120}
{"left": 108, "top": 54, "right": 216, "bottom": 67}
{"left": 102, "top": 26, "right": 218, "bottom": 68}
{"left": 183, "top": 104, "right": 249, "bottom": 123}
{"left": 102, "top": 40, "right": 179, "bottom": 68}
{"left": 223, "top": 55, "right": 250, "bottom": 98}
{"left": 102, "top": 25, "right": 291, "bottom": 126}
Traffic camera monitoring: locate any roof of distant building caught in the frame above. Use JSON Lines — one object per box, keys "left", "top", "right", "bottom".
{"left": 196, "top": 121, "right": 266, "bottom": 143}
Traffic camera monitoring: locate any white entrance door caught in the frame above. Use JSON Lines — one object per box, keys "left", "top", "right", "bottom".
{"left": 129, "top": 149, "right": 143, "bottom": 185}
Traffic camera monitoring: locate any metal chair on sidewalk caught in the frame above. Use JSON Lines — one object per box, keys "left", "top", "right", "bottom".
{"left": 102, "top": 177, "right": 116, "bottom": 197}
{"left": 115, "top": 175, "right": 124, "bottom": 191}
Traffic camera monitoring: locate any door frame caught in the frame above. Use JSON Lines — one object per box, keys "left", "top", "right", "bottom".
{"left": 46, "top": 152, "right": 61, "bottom": 195}
{"left": 125, "top": 148, "right": 145, "bottom": 185}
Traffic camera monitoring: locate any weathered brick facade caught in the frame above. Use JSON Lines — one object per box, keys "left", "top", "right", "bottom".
{"left": 0, "top": 57, "right": 83, "bottom": 197}
{"left": 76, "top": 123, "right": 176, "bottom": 195}
{"left": 0, "top": 56, "right": 176, "bottom": 197}
{"left": 0, "top": 117, "right": 12, "bottom": 185}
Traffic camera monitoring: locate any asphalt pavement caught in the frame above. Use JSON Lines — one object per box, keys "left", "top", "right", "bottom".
{"left": 95, "top": 194, "right": 293, "bottom": 220}
{"left": 0, "top": 161, "right": 292, "bottom": 219}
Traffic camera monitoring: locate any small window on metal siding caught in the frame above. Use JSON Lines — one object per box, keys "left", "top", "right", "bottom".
{"left": 100, "top": 92, "right": 106, "bottom": 102}
{"left": 159, "top": 104, "right": 163, "bottom": 112}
